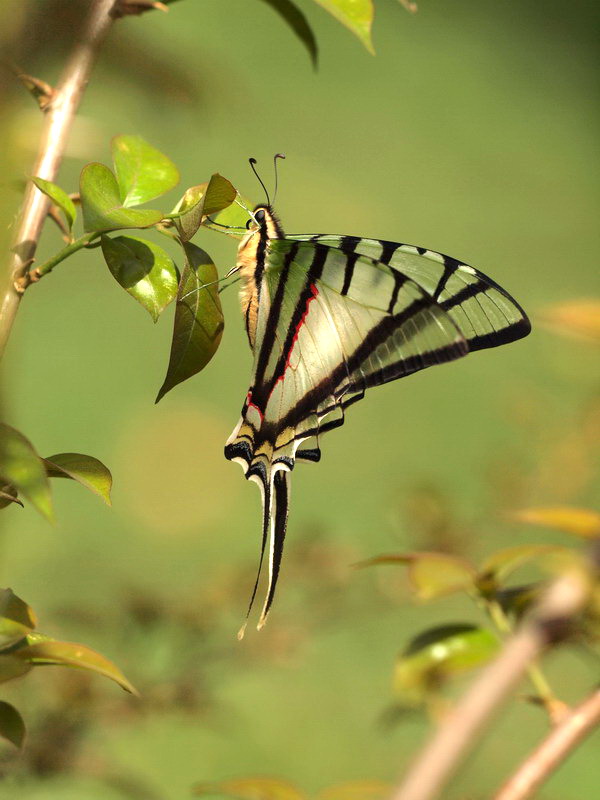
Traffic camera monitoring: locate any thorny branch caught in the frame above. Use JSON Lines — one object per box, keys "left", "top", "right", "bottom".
{"left": 0, "top": 0, "right": 116, "bottom": 359}
{"left": 494, "top": 688, "right": 600, "bottom": 800}
{"left": 391, "top": 564, "right": 593, "bottom": 800}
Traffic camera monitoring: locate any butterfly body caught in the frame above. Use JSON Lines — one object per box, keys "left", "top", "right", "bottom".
{"left": 236, "top": 205, "right": 285, "bottom": 348}
{"left": 227, "top": 204, "right": 531, "bottom": 632}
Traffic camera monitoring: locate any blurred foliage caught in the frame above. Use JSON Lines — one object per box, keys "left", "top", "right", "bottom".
{"left": 0, "top": 424, "right": 112, "bottom": 521}
{"left": 0, "top": 587, "right": 136, "bottom": 748}
{"left": 193, "top": 778, "right": 391, "bottom": 800}
{"left": 362, "top": 507, "right": 599, "bottom": 717}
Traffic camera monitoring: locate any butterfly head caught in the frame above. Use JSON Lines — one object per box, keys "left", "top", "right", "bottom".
{"left": 245, "top": 204, "right": 284, "bottom": 239}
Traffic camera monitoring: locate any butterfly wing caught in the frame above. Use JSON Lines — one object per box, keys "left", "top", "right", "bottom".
{"left": 227, "top": 236, "right": 530, "bottom": 628}
{"left": 289, "top": 234, "right": 531, "bottom": 353}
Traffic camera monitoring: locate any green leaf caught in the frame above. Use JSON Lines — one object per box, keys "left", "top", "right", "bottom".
{"left": 477, "top": 545, "right": 571, "bottom": 589}
{"left": 0, "top": 588, "right": 37, "bottom": 650}
{"left": 80, "top": 163, "right": 163, "bottom": 233}
{"left": 43, "top": 453, "right": 113, "bottom": 506}
{"left": 0, "top": 424, "right": 53, "bottom": 522}
{"left": 259, "top": 0, "right": 318, "bottom": 66}
{"left": 31, "top": 177, "right": 76, "bottom": 231}
{"left": 203, "top": 194, "right": 254, "bottom": 239}
{"left": 0, "top": 656, "right": 31, "bottom": 685}
{"left": 193, "top": 779, "right": 306, "bottom": 800}
{"left": 0, "top": 486, "right": 23, "bottom": 509}
{"left": 394, "top": 624, "right": 499, "bottom": 703}
{"left": 100, "top": 235, "right": 178, "bottom": 321}
{"left": 0, "top": 701, "right": 25, "bottom": 748}
{"left": 358, "top": 552, "right": 476, "bottom": 600}
{"left": 156, "top": 243, "right": 224, "bottom": 402}
{"left": 312, "top": 0, "right": 374, "bottom": 54}
{"left": 112, "top": 134, "right": 179, "bottom": 207}
{"left": 173, "top": 174, "right": 237, "bottom": 242}
{"left": 14, "top": 635, "right": 138, "bottom": 695}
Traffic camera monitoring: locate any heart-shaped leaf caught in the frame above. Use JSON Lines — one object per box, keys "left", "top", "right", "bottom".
{"left": 112, "top": 134, "right": 179, "bottom": 207}
{"left": 80, "top": 163, "right": 163, "bottom": 233}
{"left": 173, "top": 174, "right": 237, "bottom": 242}
{"left": 44, "top": 453, "right": 113, "bottom": 506}
{"left": 101, "top": 235, "right": 178, "bottom": 321}
{"left": 0, "top": 588, "right": 37, "bottom": 650}
{"left": 312, "top": 0, "right": 374, "bottom": 54}
{"left": 0, "top": 701, "right": 25, "bottom": 748}
{"left": 31, "top": 177, "right": 76, "bottom": 230}
{"left": 14, "top": 635, "right": 138, "bottom": 695}
{"left": 156, "top": 242, "right": 224, "bottom": 402}
{"left": 358, "top": 552, "right": 476, "bottom": 600}
{"left": 0, "top": 424, "right": 53, "bottom": 522}
{"left": 512, "top": 507, "right": 600, "bottom": 539}
{"left": 394, "top": 624, "right": 499, "bottom": 703}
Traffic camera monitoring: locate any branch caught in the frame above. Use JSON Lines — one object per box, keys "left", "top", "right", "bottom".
{"left": 0, "top": 0, "right": 117, "bottom": 359}
{"left": 390, "top": 566, "right": 592, "bottom": 800}
{"left": 493, "top": 688, "right": 600, "bottom": 800}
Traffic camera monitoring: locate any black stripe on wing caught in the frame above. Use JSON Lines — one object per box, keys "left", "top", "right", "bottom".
{"left": 276, "top": 295, "right": 467, "bottom": 434}
{"left": 253, "top": 242, "right": 299, "bottom": 389}
{"left": 289, "top": 233, "right": 531, "bottom": 350}
{"left": 251, "top": 244, "right": 329, "bottom": 411}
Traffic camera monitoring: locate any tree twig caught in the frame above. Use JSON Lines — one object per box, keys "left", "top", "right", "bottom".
{"left": 0, "top": 0, "right": 116, "bottom": 359}
{"left": 390, "top": 567, "right": 591, "bottom": 800}
{"left": 493, "top": 688, "right": 600, "bottom": 800}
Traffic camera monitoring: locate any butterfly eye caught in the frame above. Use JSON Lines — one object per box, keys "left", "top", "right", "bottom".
{"left": 255, "top": 208, "right": 266, "bottom": 224}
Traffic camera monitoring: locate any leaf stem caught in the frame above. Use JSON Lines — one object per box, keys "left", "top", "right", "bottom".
{"left": 485, "top": 599, "right": 562, "bottom": 719}
{"left": 33, "top": 233, "right": 101, "bottom": 279}
{"left": 0, "top": 0, "right": 116, "bottom": 360}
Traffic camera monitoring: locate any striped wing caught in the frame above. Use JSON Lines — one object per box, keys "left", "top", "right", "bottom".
{"left": 225, "top": 236, "right": 528, "bottom": 629}
{"left": 290, "top": 234, "right": 531, "bottom": 353}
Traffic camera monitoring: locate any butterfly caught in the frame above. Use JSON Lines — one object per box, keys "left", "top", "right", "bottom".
{"left": 221, "top": 160, "right": 531, "bottom": 636}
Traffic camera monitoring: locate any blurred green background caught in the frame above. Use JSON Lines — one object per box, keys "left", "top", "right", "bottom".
{"left": 1, "top": 0, "right": 599, "bottom": 797}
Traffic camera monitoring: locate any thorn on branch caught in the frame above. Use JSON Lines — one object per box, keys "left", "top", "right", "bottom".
{"left": 12, "top": 260, "right": 35, "bottom": 294}
{"left": 111, "top": 0, "right": 169, "bottom": 18}
{"left": 16, "top": 71, "right": 56, "bottom": 111}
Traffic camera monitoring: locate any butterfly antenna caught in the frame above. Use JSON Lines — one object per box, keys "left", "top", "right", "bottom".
{"left": 249, "top": 157, "right": 270, "bottom": 206}
{"left": 272, "top": 153, "right": 285, "bottom": 206}
{"left": 180, "top": 267, "right": 239, "bottom": 301}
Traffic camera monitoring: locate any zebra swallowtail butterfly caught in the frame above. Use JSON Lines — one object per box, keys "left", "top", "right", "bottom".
{"left": 220, "top": 162, "right": 530, "bottom": 636}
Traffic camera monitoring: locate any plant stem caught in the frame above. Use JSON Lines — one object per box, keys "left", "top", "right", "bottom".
{"left": 486, "top": 600, "right": 561, "bottom": 718}
{"left": 493, "top": 688, "right": 600, "bottom": 800}
{"left": 391, "top": 567, "right": 590, "bottom": 800}
{"left": 0, "top": 0, "right": 116, "bottom": 360}
{"left": 33, "top": 232, "right": 100, "bottom": 279}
